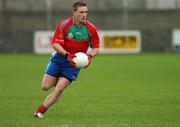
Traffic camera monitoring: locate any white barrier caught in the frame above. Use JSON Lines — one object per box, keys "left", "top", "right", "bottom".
{"left": 172, "top": 29, "right": 180, "bottom": 51}
{"left": 99, "top": 30, "right": 141, "bottom": 54}
{"left": 34, "top": 30, "right": 141, "bottom": 54}
{"left": 33, "top": 31, "right": 54, "bottom": 54}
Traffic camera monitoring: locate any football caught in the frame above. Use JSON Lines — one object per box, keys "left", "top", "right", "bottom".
{"left": 73, "top": 52, "right": 89, "bottom": 68}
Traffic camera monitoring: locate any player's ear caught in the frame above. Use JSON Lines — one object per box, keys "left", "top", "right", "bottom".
{"left": 72, "top": 10, "right": 76, "bottom": 16}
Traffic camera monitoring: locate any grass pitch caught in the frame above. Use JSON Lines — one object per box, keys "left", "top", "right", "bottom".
{"left": 0, "top": 53, "right": 180, "bottom": 127}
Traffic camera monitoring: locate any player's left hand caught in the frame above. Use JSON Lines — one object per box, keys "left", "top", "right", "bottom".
{"left": 84, "top": 55, "right": 92, "bottom": 68}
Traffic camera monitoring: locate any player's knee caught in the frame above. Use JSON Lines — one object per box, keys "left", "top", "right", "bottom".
{"left": 41, "top": 74, "right": 57, "bottom": 91}
{"left": 41, "top": 85, "right": 50, "bottom": 91}
{"left": 55, "top": 87, "right": 65, "bottom": 97}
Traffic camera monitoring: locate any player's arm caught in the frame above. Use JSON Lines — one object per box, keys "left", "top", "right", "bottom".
{"left": 51, "top": 24, "right": 68, "bottom": 56}
{"left": 84, "top": 27, "right": 100, "bottom": 68}
{"left": 52, "top": 43, "right": 67, "bottom": 56}
{"left": 51, "top": 24, "right": 76, "bottom": 67}
{"left": 88, "top": 28, "right": 100, "bottom": 59}
{"left": 89, "top": 48, "right": 99, "bottom": 58}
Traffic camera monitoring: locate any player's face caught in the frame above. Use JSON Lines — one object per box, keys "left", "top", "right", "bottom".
{"left": 73, "top": 6, "right": 88, "bottom": 24}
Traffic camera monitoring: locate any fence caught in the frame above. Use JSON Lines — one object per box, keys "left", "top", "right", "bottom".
{"left": 0, "top": 0, "right": 180, "bottom": 53}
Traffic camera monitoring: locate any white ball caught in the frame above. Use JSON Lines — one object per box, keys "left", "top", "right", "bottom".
{"left": 73, "top": 52, "right": 89, "bottom": 68}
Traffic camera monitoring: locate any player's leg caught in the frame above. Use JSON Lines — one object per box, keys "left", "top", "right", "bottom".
{"left": 42, "top": 77, "right": 70, "bottom": 108}
{"left": 41, "top": 55, "right": 61, "bottom": 91}
{"left": 34, "top": 74, "right": 58, "bottom": 118}
{"left": 41, "top": 74, "right": 58, "bottom": 91}
{"left": 34, "top": 77, "right": 71, "bottom": 118}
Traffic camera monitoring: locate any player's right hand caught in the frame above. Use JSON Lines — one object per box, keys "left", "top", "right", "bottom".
{"left": 65, "top": 53, "right": 76, "bottom": 67}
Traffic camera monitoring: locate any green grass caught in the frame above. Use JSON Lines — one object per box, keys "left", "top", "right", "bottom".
{"left": 0, "top": 53, "right": 180, "bottom": 127}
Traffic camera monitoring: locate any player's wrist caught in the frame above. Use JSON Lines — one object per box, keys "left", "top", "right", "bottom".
{"left": 65, "top": 52, "right": 70, "bottom": 58}
{"left": 89, "top": 54, "right": 93, "bottom": 58}
{"left": 88, "top": 54, "right": 93, "bottom": 60}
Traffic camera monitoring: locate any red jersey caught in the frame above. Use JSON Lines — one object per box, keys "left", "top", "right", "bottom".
{"left": 52, "top": 17, "right": 100, "bottom": 54}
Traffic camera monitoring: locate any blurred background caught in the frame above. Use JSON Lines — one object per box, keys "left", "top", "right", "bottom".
{"left": 0, "top": 0, "right": 180, "bottom": 53}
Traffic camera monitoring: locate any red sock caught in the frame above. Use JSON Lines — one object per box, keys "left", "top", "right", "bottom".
{"left": 36, "top": 104, "right": 47, "bottom": 114}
